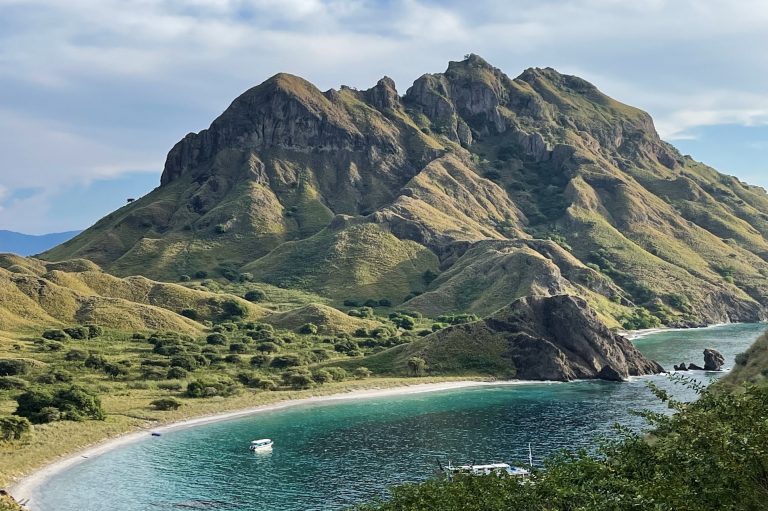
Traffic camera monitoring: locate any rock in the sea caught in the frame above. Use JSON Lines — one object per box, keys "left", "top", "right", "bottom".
{"left": 674, "top": 363, "right": 689, "bottom": 371}
{"left": 409, "top": 295, "right": 665, "bottom": 381}
{"left": 703, "top": 348, "right": 725, "bottom": 371}
{"left": 687, "top": 363, "right": 704, "bottom": 371}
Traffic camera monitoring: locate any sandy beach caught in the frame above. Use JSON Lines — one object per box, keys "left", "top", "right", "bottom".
{"left": 10, "top": 379, "right": 515, "bottom": 509}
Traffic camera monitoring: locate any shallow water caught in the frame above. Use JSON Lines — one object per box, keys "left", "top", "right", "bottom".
{"left": 36, "top": 323, "right": 766, "bottom": 511}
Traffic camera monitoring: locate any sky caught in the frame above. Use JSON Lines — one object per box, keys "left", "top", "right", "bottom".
{"left": 0, "top": 0, "right": 766, "bottom": 234}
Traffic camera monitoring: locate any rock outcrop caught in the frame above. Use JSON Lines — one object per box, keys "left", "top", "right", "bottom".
{"left": 703, "top": 348, "right": 726, "bottom": 371}
{"left": 400, "top": 295, "right": 664, "bottom": 381}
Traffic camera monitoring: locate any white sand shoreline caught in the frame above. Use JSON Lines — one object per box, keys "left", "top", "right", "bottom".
{"left": 11, "top": 379, "right": 547, "bottom": 509}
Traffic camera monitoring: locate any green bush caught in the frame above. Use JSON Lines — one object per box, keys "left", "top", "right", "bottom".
{"left": 257, "top": 342, "right": 280, "bottom": 353}
{"left": 354, "top": 367, "right": 372, "bottom": 379}
{"left": 0, "top": 359, "right": 29, "bottom": 377}
{"left": 170, "top": 355, "right": 199, "bottom": 371}
{"left": 0, "top": 376, "right": 29, "bottom": 390}
{"left": 37, "top": 369, "right": 73, "bottom": 384}
{"left": 65, "top": 349, "right": 88, "bottom": 362}
{"left": 150, "top": 398, "right": 182, "bottom": 411}
{"left": 220, "top": 299, "right": 248, "bottom": 319}
{"left": 735, "top": 352, "right": 749, "bottom": 366}
{"left": 325, "top": 367, "right": 348, "bottom": 381}
{"left": 180, "top": 308, "right": 199, "bottom": 320}
{"left": 166, "top": 366, "right": 189, "bottom": 380}
{"left": 281, "top": 369, "right": 314, "bottom": 389}
{"left": 244, "top": 289, "right": 266, "bottom": 302}
{"left": 229, "top": 343, "right": 247, "bottom": 353}
{"left": 42, "top": 329, "right": 69, "bottom": 341}
{"left": 185, "top": 378, "right": 238, "bottom": 398}
{"left": 378, "top": 299, "right": 392, "bottom": 307}
{"left": 298, "top": 323, "right": 318, "bottom": 335}
{"left": 249, "top": 354, "right": 272, "bottom": 368}
{"left": 80, "top": 325, "right": 102, "bottom": 339}
{"left": 270, "top": 354, "right": 303, "bottom": 368}
{"left": 407, "top": 356, "right": 427, "bottom": 376}
{"left": 15, "top": 385, "right": 105, "bottom": 423}
{"left": 206, "top": 333, "right": 228, "bottom": 345}
{"left": 311, "top": 369, "right": 333, "bottom": 384}
{"left": 0, "top": 416, "right": 31, "bottom": 442}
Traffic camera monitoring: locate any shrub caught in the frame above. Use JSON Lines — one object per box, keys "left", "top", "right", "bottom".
{"left": 170, "top": 355, "right": 199, "bottom": 371}
{"left": 407, "top": 356, "right": 427, "bottom": 376}
{"left": 735, "top": 352, "right": 749, "bottom": 366}
{"left": 221, "top": 299, "right": 248, "bottom": 319}
{"left": 244, "top": 290, "right": 266, "bottom": 302}
{"left": 34, "top": 339, "right": 65, "bottom": 351}
{"left": 42, "top": 329, "right": 68, "bottom": 341}
{"left": 180, "top": 308, "right": 199, "bottom": 321}
{"left": 298, "top": 323, "right": 318, "bottom": 335}
{"left": 0, "top": 416, "right": 32, "bottom": 442}
{"left": 85, "top": 324, "right": 104, "bottom": 338}
{"left": 239, "top": 272, "right": 254, "bottom": 282}
{"left": 185, "top": 378, "right": 238, "bottom": 398}
{"left": 354, "top": 367, "right": 373, "bottom": 379}
{"left": 65, "top": 349, "right": 88, "bottom": 362}
{"left": 0, "top": 376, "right": 29, "bottom": 390}
{"left": 224, "top": 354, "right": 242, "bottom": 364}
{"left": 312, "top": 369, "right": 333, "bottom": 384}
{"left": 325, "top": 367, "right": 348, "bottom": 381}
{"left": 390, "top": 313, "right": 416, "bottom": 330}
{"left": 103, "top": 362, "right": 130, "bottom": 379}
{"left": 166, "top": 366, "right": 189, "bottom": 379}
{"left": 150, "top": 398, "right": 182, "bottom": 411}
{"left": 257, "top": 342, "right": 281, "bottom": 353}
{"left": 349, "top": 307, "right": 374, "bottom": 318}
{"left": 158, "top": 382, "right": 183, "bottom": 391}
{"left": 250, "top": 354, "right": 272, "bottom": 368}
{"left": 206, "top": 333, "right": 227, "bottom": 345}
{"left": 140, "top": 366, "right": 167, "bottom": 380}
{"left": 363, "top": 299, "right": 380, "bottom": 308}
{"left": 281, "top": 369, "right": 314, "bottom": 389}
{"left": 271, "top": 354, "right": 303, "bottom": 368}
{"left": 378, "top": 299, "right": 392, "bottom": 307}
{"left": 64, "top": 326, "right": 90, "bottom": 341}
{"left": 37, "top": 369, "right": 73, "bottom": 384}
{"left": 343, "top": 299, "right": 359, "bottom": 307}
{"left": 194, "top": 270, "right": 208, "bottom": 279}
{"left": 0, "top": 359, "right": 28, "bottom": 377}
{"left": 179, "top": 274, "right": 191, "bottom": 282}
{"left": 15, "top": 385, "right": 105, "bottom": 423}
{"left": 229, "top": 343, "right": 247, "bottom": 353}
{"left": 84, "top": 354, "right": 107, "bottom": 370}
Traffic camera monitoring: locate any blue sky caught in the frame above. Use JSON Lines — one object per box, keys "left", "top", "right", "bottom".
{"left": 0, "top": 0, "right": 766, "bottom": 233}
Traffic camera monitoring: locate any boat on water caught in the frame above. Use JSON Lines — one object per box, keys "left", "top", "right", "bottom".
{"left": 249, "top": 438, "right": 273, "bottom": 451}
{"left": 442, "top": 462, "right": 530, "bottom": 478}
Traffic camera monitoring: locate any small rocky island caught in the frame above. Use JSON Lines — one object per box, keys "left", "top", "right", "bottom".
{"left": 673, "top": 348, "right": 725, "bottom": 372}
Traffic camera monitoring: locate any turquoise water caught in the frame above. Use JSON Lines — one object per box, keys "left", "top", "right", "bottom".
{"left": 36, "top": 323, "right": 766, "bottom": 511}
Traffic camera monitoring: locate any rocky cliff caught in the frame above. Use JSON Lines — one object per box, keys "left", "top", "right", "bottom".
{"left": 363, "top": 294, "right": 664, "bottom": 381}
{"left": 42, "top": 55, "right": 768, "bottom": 328}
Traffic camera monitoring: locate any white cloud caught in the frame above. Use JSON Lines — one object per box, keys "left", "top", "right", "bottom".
{"left": 0, "top": 0, "right": 767, "bottom": 230}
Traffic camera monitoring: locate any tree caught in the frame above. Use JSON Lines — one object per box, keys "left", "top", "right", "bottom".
{"left": 256, "top": 342, "right": 280, "bottom": 353}
{"left": 206, "top": 333, "right": 228, "bottom": 345}
{"left": 298, "top": 323, "right": 318, "bottom": 335}
{"left": 166, "top": 367, "right": 188, "bottom": 379}
{"left": 244, "top": 289, "right": 266, "bottom": 302}
{"left": 64, "top": 326, "right": 90, "bottom": 340}
{"left": 0, "top": 359, "right": 28, "bottom": 376}
{"left": 85, "top": 324, "right": 103, "bottom": 338}
{"left": 221, "top": 299, "right": 248, "bottom": 319}
{"left": 150, "top": 398, "right": 182, "bottom": 411}
{"left": 407, "top": 356, "right": 427, "bottom": 376}
{"left": 354, "top": 367, "right": 372, "bottom": 379}
{"left": 0, "top": 416, "right": 31, "bottom": 442}
{"left": 180, "top": 308, "right": 199, "bottom": 320}
{"left": 15, "top": 385, "right": 104, "bottom": 423}
{"left": 270, "top": 354, "right": 302, "bottom": 368}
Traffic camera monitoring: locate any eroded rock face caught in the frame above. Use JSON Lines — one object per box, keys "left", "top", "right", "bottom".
{"left": 704, "top": 348, "right": 726, "bottom": 371}
{"left": 420, "top": 294, "right": 664, "bottom": 381}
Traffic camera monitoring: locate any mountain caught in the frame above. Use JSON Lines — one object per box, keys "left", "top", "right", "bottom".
{"left": 0, "top": 230, "right": 81, "bottom": 256}
{"left": 42, "top": 55, "right": 768, "bottom": 328}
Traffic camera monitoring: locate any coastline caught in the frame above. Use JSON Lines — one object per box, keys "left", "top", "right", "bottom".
{"left": 10, "top": 379, "right": 523, "bottom": 509}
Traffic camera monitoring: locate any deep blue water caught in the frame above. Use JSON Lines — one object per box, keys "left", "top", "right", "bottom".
{"left": 36, "top": 323, "right": 766, "bottom": 511}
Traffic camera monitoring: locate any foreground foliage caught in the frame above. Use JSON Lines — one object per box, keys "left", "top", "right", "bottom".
{"left": 358, "top": 380, "right": 768, "bottom": 511}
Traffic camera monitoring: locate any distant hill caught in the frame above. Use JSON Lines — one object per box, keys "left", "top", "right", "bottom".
{"left": 0, "top": 230, "right": 81, "bottom": 256}
{"left": 42, "top": 54, "right": 768, "bottom": 328}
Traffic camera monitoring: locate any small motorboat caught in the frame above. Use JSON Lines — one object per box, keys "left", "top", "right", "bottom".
{"left": 442, "top": 462, "right": 530, "bottom": 478}
{"left": 249, "top": 438, "right": 274, "bottom": 451}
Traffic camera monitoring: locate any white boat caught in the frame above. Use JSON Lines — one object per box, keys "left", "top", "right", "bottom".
{"left": 443, "top": 462, "right": 530, "bottom": 478}
{"left": 249, "top": 438, "right": 273, "bottom": 451}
